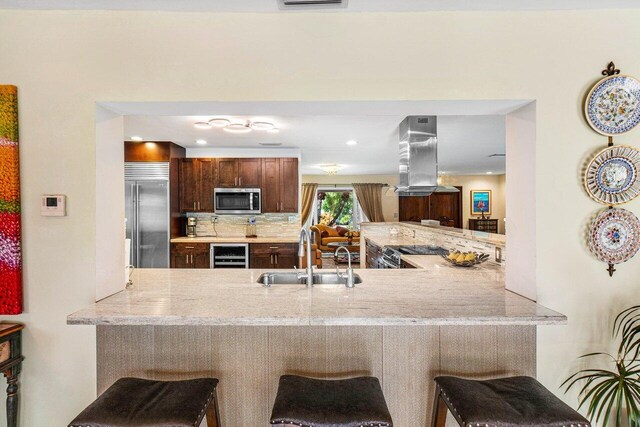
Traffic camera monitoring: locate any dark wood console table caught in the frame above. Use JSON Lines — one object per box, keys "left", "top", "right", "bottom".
{"left": 0, "top": 323, "right": 24, "bottom": 427}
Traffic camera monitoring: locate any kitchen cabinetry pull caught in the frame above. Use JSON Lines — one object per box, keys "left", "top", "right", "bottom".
{"left": 239, "top": 177, "right": 242, "bottom": 186}
{"left": 275, "top": 254, "right": 278, "bottom": 265}
{"left": 185, "top": 246, "right": 195, "bottom": 249}
{"left": 185, "top": 255, "right": 189, "bottom": 264}
{"left": 269, "top": 246, "right": 279, "bottom": 249}
{"left": 193, "top": 202, "right": 196, "bottom": 210}
{"left": 198, "top": 201, "right": 201, "bottom": 210}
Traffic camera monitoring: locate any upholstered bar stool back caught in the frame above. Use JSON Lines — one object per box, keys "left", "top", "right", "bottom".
{"left": 270, "top": 375, "right": 393, "bottom": 427}
{"left": 68, "top": 377, "right": 221, "bottom": 427}
{"left": 432, "top": 376, "right": 590, "bottom": 427}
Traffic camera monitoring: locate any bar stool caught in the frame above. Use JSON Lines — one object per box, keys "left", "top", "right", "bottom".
{"left": 270, "top": 374, "right": 393, "bottom": 427}
{"left": 431, "top": 376, "right": 590, "bottom": 427}
{"left": 68, "top": 377, "right": 221, "bottom": 427}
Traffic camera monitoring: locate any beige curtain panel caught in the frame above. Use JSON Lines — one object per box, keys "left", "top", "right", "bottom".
{"left": 353, "top": 183, "right": 385, "bottom": 222}
{"left": 301, "top": 183, "right": 318, "bottom": 225}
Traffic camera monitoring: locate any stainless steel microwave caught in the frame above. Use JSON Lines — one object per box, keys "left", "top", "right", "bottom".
{"left": 214, "top": 188, "right": 261, "bottom": 214}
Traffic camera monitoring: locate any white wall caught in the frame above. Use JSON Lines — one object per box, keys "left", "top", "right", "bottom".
{"left": 505, "top": 103, "right": 536, "bottom": 300}
{"left": 95, "top": 107, "right": 125, "bottom": 300}
{"left": 2, "top": 9, "right": 640, "bottom": 425}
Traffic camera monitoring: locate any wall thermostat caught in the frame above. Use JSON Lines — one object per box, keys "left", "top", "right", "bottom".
{"left": 41, "top": 194, "right": 66, "bottom": 216}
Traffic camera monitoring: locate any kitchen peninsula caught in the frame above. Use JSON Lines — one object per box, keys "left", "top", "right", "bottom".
{"left": 68, "top": 242, "right": 564, "bottom": 426}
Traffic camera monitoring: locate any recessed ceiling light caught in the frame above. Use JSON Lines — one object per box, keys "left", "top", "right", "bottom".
{"left": 346, "top": 140, "right": 358, "bottom": 146}
{"left": 486, "top": 171, "right": 493, "bottom": 175}
{"left": 194, "top": 122, "right": 212, "bottom": 129}
{"left": 208, "top": 118, "right": 231, "bottom": 128}
{"left": 224, "top": 122, "right": 252, "bottom": 133}
{"left": 130, "top": 136, "right": 143, "bottom": 142}
{"left": 267, "top": 127, "right": 280, "bottom": 134}
{"left": 259, "top": 142, "right": 283, "bottom": 146}
{"left": 251, "top": 121, "right": 276, "bottom": 131}
{"left": 196, "top": 139, "right": 207, "bottom": 145}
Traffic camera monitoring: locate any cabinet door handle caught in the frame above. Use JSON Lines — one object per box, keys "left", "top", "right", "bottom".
{"left": 239, "top": 177, "right": 242, "bottom": 186}
{"left": 198, "top": 201, "right": 201, "bottom": 210}
{"left": 270, "top": 254, "right": 273, "bottom": 265}
{"left": 193, "top": 202, "right": 196, "bottom": 210}
{"left": 191, "top": 254, "right": 194, "bottom": 264}
{"left": 275, "top": 254, "right": 278, "bottom": 265}
{"left": 186, "top": 255, "right": 189, "bottom": 264}
{"left": 269, "top": 246, "right": 279, "bottom": 249}
{"left": 185, "top": 246, "right": 195, "bottom": 249}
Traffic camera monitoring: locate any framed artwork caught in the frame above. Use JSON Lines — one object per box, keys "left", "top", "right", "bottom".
{"left": 0, "top": 85, "right": 22, "bottom": 314}
{"left": 471, "top": 190, "right": 492, "bottom": 216}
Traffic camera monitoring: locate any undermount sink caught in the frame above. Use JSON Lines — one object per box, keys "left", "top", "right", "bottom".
{"left": 257, "top": 272, "right": 362, "bottom": 286}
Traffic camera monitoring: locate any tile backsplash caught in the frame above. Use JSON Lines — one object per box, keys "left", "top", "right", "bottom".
{"left": 188, "top": 213, "right": 301, "bottom": 238}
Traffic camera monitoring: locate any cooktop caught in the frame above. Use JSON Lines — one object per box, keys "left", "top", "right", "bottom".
{"left": 384, "top": 245, "right": 448, "bottom": 256}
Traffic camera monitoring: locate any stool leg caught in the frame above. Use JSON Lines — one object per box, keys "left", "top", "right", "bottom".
{"left": 206, "top": 389, "right": 222, "bottom": 427}
{"left": 431, "top": 386, "right": 448, "bottom": 427}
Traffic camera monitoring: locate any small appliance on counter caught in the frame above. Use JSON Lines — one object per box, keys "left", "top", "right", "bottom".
{"left": 186, "top": 217, "right": 197, "bottom": 238}
{"left": 246, "top": 216, "right": 257, "bottom": 238}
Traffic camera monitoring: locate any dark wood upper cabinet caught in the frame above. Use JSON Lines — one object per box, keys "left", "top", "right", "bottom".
{"left": 216, "top": 158, "right": 239, "bottom": 187}
{"left": 261, "top": 158, "right": 298, "bottom": 213}
{"left": 398, "top": 186, "right": 462, "bottom": 228}
{"left": 124, "top": 141, "right": 185, "bottom": 162}
{"left": 261, "top": 158, "right": 280, "bottom": 213}
{"left": 179, "top": 159, "right": 198, "bottom": 212}
{"left": 198, "top": 159, "right": 215, "bottom": 212}
{"left": 216, "top": 158, "right": 262, "bottom": 188}
{"left": 238, "top": 158, "right": 262, "bottom": 187}
{"left": 280, "top": 158, "right": 298, "bottom": 213}
{"left": 179, "top": 158, "right": 216, "bottom": 212}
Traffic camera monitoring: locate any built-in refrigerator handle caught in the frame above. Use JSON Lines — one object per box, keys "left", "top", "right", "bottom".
{"left": 135, "top": 183, "right": 141, "bottom": 267}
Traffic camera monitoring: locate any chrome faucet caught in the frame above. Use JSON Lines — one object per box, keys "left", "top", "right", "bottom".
{"left": 334, "top": 246, "right": 355, "bottom": 288}
{"left": 297, "top": 228, "right": 314, "bottom": 287}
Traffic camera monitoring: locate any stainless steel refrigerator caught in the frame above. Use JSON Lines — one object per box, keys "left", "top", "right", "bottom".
{"left": 125, "top": 163, "right": 170, "bottom": 268}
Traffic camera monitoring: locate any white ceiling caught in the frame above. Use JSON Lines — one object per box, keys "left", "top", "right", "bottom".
{"left": 1, "top": 0, "right": 637, "bottom": 11}
{"left": 123, "top": 114, "right": 506, "bottom": 175}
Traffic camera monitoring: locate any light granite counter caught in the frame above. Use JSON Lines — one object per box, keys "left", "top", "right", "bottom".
{"left": 170, "top": 236, "right": 299, "bottom": 244}
{"left": 67, "top": 266, "right": 563, "bottom": 326}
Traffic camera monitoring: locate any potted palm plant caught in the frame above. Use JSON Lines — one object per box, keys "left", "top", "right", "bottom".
{"left": 563, "top": 305, "right": 640, "bottom": 427}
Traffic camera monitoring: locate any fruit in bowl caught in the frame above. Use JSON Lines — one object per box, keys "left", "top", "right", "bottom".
{"left": 442, "top": 250, "right": 489, "bottom": 267}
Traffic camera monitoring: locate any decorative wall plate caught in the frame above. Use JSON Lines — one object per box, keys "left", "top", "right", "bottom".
{"left": 584, "top": 145, "right": 640, "bottom": 205}
{"left": 585, "top": 75, "right": 640, "bottom": 135}
{"left": 588, "top": 208, "right": 640, "bottom": 265}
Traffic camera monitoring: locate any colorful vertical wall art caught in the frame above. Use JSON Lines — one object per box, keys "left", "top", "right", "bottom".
{"left": 0, "top": 86, "right": 22, "bottom": 314}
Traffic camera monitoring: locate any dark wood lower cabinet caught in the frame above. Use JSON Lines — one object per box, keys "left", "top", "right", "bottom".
{"left": 249, "top": 243, "right": 299, "bottom": 268}
{"left": 365, "top": 239, "right": 383, "bottom": 269}
{"left": 170, "top": 243, "right": 210, "bottom": 268}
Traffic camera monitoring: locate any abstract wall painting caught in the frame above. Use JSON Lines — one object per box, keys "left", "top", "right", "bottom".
{"left": 0, "top": 85, "right": 22, "bottom": 314}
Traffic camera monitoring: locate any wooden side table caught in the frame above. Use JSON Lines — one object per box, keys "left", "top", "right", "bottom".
{"left": 0, "top": 323, "right": 24, "bottom": 427}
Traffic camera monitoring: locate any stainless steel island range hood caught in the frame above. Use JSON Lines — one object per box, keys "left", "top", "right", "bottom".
{"left": 395, "top": 116, "right": 459, "bottom": 196}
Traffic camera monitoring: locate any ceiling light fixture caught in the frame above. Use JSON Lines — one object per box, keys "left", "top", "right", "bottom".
{"left": 486, "top": 171, "right": 493, "bottom": 175}
{"left": 259, "top": 142, "right": 283, "bottom": 146}
{"left": 346, "top": 140, "right": 358, "bottom": 146}
{"left": 194, "top": 122, "right": 212, "bottom": 129}
{"left": 208, "top": 118, "right": 231, "bottom": 128}
{"left": 251, "top": 121, "right": 276, "bottom": 131}
{"left": 196, "top": 139, "right": 207, "bottom": 145}
{"left": 319, "top": 163, "right": 343, "bottom": 175}
{"left": 223, "top": 122, "right": 253, "bottom": 133}
{"left": 130, "top": 136, "right": 143, "bottom": 142}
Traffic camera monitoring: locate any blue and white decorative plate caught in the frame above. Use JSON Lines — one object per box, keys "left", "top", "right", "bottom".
{"left": 585, "top": 75, "right": 640, "bottom": 135}
{"left": 585, "top": 145, "right": 640, "bottom": 205}
{"left": 589, "top": 208, "right": 640, "bottom": 264}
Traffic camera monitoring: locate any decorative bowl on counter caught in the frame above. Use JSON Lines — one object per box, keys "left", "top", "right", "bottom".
{"left": 441, "top": 250, "right": 490, "bottom": 267}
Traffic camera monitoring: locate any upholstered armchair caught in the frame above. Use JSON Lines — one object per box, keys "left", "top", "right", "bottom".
{"left": 309, "top": 224, "right": 361, "bottom": 253}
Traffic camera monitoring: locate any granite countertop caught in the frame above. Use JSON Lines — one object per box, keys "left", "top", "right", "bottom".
{"left": 67, "top": 265, "right": 564, "bottom": 326}
{"left": 171, "top": 236, "right": 299, "bottom": 244}
{"left": 362, "top": 222, "right": 506, "bottom": 247}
